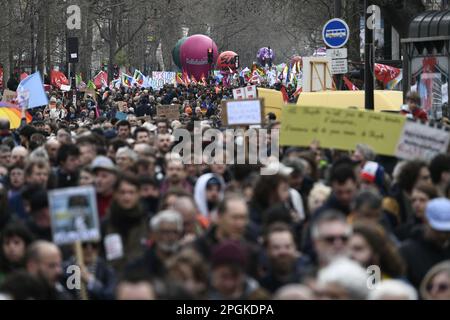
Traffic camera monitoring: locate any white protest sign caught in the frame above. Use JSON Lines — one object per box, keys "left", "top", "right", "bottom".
{"left": 245, "top": 85, "right": 257, "bottom": 99}
{"left": 104, "top": 234, "right": 124, "bottom": 261}
{"left": 233, "top": 86, "right": 258, "bottom": 100}
{"left": 48, "top": 186, "right": 100, "bottom": 246}
{"left": 233, "top": 87, "right": 246, "bottom": 100}
{"left": 222, "top": 99, "right": 264, "bottom": 126}
{"left": 61, "top": 84, "right": 72, "bottom": 92}
{"left": 395, "top": 121, "right": 450, "bottom": 161}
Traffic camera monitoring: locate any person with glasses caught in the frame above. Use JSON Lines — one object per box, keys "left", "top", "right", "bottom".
{"left": 311, "top": 210, "right": 352, "bottom": 269}
{"left": 420, "top": 260, "right": 450, "bottom": 300}
{"left": 400, "top": 198, "right": 450, "bottom": 289}
{"left": 125, "top": 210, "right": 184, "bottom": 280}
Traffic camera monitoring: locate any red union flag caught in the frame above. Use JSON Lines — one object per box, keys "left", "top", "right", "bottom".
{"left": 94, "top": 71, "right": 108, "bottom": 89}
{"left": 375, "top": 63, "right": 401, "bottom": 87}
{"left": 50, "top": 70, "right": 69, "bottom": 89}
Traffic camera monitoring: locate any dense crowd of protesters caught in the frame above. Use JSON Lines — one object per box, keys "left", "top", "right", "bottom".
{"left": 0, "top": 82, "right": 449, "bottom": 300}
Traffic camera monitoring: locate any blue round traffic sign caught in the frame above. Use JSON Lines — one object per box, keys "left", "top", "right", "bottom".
{"left": 322, "top": 18, "right": 350, "bottom": 49}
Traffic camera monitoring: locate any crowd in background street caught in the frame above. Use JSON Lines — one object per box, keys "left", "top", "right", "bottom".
{"left": 0, "top": 80, "right": 449, "bottom": 301}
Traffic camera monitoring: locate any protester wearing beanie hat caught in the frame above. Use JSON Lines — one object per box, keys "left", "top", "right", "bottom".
{"left": 209, "top": 241, "right": 261, "bottom": 300}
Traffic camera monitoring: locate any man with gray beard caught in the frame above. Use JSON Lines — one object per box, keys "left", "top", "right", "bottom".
{"left": 125, "top": 210, "right": 184, "bottom": 279}
{"left": 311, "top": 210, "right": 352, "bottom": 269}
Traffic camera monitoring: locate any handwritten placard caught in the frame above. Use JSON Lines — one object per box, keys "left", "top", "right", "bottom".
{"left": 222, "top": 99, "right": 264, "bottom": 126}
{"left": 280, "top": 106, "right": 406, "bottom": 156}
{"left": 157, "top": 104, "right": 181, "bottom": 121}
{"left": 396, "top": 121, "right": 450, "bottom": 161}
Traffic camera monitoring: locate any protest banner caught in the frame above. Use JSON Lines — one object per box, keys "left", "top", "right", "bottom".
{"left": 257, "top": 88, "right": 283, "bottom": 120}
{"left": 157, "top": 104, "right": 181, "bottom": 120}
{"left": 221, "top": 99, "right": 265, "bottom": 126}
{"left": 2, "top": 89, "right": 17, "bottom": 103}
{"left": 395, "top": 121, "right": 450, "bottom": 161}
{"left": 280, "top": 105, "right": 406, "bottom": 156}
{"left": 151, "top": 72, "right": 177, "bottom": 90}
{"left": 48, "top": 186, "right": 100, "bottom": 246}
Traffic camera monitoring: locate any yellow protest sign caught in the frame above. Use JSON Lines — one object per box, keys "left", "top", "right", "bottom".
{"left": 296, "top": 90, "right": 403, "bottom": 112}
{"left": 280, "top": 106, "right": 406, "bottom": 156}
{"left": 258, "top": 88, "right": 283, "bottom": 120}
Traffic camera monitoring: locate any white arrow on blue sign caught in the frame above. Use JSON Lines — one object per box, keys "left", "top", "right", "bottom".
{"left": 322, "top": 18, "right": 350, "bottom": 49}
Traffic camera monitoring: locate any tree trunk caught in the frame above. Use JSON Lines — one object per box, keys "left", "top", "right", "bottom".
{"left": 36, "top": 0, "right": 45, "bottom": 77}
{"left": 108, "top": 0, "right": 119, "bottom": 80}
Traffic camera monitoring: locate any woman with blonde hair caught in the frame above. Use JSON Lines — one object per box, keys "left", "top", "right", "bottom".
{"left": 420, "top": 261, "right": 450, "bottom": 300}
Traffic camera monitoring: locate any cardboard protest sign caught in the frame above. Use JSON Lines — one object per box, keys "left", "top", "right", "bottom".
{"left": 2, "top": 89, "right": 17, "bottom": 103}
{"left": 221, "top": 99, "right": 265, "bottom": 126}
{"left": 280, "top": 106, "right": 406, "bottom": 156}
{"left": 395, "top": 121, "right": 450, "bottom": 161}
{"left": 157, "top": 104, "right": 181, "bottom": 121}
{"left": 82, "top": 88, "right": 97, "bottom": 102}
{"left": 48, "top": 186, "right": 100, "bottom": 246}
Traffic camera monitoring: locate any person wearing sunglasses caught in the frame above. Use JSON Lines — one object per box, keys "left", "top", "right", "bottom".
{"left": 420, "top": 261, "right": 450, "bottom": 300}
{"left": 312, "top": 210, "right": 352, "bottom": 269}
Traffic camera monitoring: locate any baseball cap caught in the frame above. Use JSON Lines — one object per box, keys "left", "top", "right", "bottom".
{"left": 426, "top": 198, "right": 450, "bottom": 232}
{"left": 91, "top": 156, "right": 117, "bottom": 174}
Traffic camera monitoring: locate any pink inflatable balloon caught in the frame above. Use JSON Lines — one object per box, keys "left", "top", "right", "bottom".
{"left": 180, "top": 35, "right": 218, "bottom": 80}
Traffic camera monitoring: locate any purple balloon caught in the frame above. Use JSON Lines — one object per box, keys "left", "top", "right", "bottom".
{"left": 180, "top": 35, "right": 218, "bottom": 80}
{"left": 257, "top": 47, "right": 275, "bottom": 66}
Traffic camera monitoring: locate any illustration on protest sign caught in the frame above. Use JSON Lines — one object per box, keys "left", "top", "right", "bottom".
{"left": 48, "top": 186, "right": 100, "bottom": 246}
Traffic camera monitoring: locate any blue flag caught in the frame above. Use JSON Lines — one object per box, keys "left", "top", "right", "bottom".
{"left": 17, "top": 72, "right": 49, "bottom": 109}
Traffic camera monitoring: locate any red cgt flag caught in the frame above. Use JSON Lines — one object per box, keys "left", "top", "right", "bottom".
{"left": 343, "top": 76, "right": 359, "bottom": 91}
{"left": 94, "top": 71, "right": 108, "bottom": 89}
{"left": 50, "top": 70, "right": 69, "bottom": 89}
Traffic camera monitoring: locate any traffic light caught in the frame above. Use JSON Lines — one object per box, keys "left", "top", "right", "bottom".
{"left": 207, "top": 48, "right": 214, "bottom": 64}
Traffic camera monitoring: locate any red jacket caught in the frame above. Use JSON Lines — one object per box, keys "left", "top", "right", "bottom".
{"left": 401, "top": 108, "right": 429, "bottom": 122}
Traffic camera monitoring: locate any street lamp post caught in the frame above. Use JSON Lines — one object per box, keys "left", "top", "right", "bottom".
{"left": 364, "top": 0, "right": 375, "bottom": 111}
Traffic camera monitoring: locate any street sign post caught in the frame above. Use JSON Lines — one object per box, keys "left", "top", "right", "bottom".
{"left": 326, "top": 48, "right": 348, "bottom": 59}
